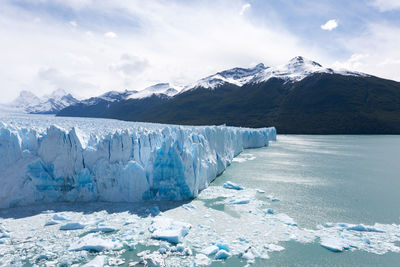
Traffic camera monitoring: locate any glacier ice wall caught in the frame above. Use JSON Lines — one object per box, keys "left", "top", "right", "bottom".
{"left": 0, "top": 116, "right": 276, "bottom": 208}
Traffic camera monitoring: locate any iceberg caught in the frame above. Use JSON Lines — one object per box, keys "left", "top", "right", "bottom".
{"left": 223, "top": 181, "right": 244, "bottom": 190}
{"left": 59, "top": 222, "right": 86, "bottom": 230}
{"left": 82, "top": 255, "right": 106, "bottom": 267}
{"left": 69, "top": 233, "right": 123, "bottom": 252}
{"left": 215, "top": 249, "right": 231, "bottom": 259}
{"left": 202, "top": 245, "right": 219, "bottom": 256}
{"left": 346, "top": 224, "right": 385, "bottom": 233}
{"left": 320, "top": 236, "right": 350, "bottom": 252}
{"left": 194, "top": 254, "right": 211, "bottom": 266}
{"left": 0, "top": 115, "right": 276, "bottom": 208}
{"left": 150, "top": 217, "right": 192, "bottom": 244}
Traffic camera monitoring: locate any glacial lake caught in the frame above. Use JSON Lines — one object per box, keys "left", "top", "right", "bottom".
{"left": 1, "top": 134, "right": 400, "bottom": 266}
{"left": 209, "top": 135, "right": 400, "bottom": 266}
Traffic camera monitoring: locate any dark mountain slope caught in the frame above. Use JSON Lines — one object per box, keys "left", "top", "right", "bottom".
{"left": 58, "top": 73, "right": 400, "bottom": 134}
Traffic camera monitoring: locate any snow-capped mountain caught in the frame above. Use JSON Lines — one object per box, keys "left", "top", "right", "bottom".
{"left": 250, "top": 56, "right": 367, "bottom": 83}
{"left": 80, "top": 83, "right": 180, "bottom": 106}
{"left": 81, "top": 90, "right": 135, "bottom": 106}
{"left": 183, "top": 56, "right": 368, "bottom": 92}
{"left": 183, "top": 63, "right": 267, "bottom": 91}
{"left": 57, "top": 55, "right": 400, "bottom": 134}
{"left": 127, "top": 83, "right": 179, "bottom": 99}
{"left": 1, "top": 89, "right": 79, "bottom": 114}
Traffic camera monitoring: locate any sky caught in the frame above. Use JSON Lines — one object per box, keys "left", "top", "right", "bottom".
{"left": 0, "top": 0, "right": 400, "bottom": 103}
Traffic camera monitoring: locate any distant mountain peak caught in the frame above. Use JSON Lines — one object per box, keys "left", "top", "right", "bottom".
{"left": 47, "top": 88, "right": 68, "bottom": 98}
{"left": 288, "top": 56, "right": 322, "bottom": 67}
{"left": 127, "top": 82, "right": 178, "bottom": 99}
{"left": 2, "top": 89, "right": 78, "bottom": 114}
{"left": 183, "top": 63, "right": 268, "bottom": 92}
{"left": 182, "top": 57, "right": 368, "bottom": 91}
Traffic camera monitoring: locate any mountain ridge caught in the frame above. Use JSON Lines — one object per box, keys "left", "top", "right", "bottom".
{"left": 0, "top": 89, "right": 79, "bottom": 114}
{"left": 57, "top": 57, "right": 400, "bottom": 134}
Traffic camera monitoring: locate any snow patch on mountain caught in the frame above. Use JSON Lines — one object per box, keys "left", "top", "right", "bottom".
{"left": 251, "top": 56, "right": 368, "bottom": 84}
{"left": 183, "top": 63, "right": 267, "bottom": 91}
{"left": 183, "top": 56, "right": 369, "bottom": 91}
{"left": 127, "top": 83, "right": 179, "bottom": 99}
{"left": 80, "top": 83, "right": 180, "bottom": 106}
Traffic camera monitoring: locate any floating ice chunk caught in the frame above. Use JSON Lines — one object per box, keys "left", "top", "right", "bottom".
{"left": 44, "top": 219, "right": 59, "bottom": 226}
{"left": 44, "top": 214, "right": 70, "bottom": 226}
{"left": 347, "top": 224, "right": 385, "bottom": 233}
{"left": 89, "top": 224, "right": 116, "bottom": 233}
{"left": 223, "top": 181, "right": 244, "bottom": 190}
{"left": 266, "top": 195, "right": 280, "bottom": 202}
{"left": 232, "top": 158, "right": 246, "bottom": 163}
{"left": 263, "top": 243, "right": 285, "bottom": 252}
{"left": 229, "top": 198, "right": 250, "bottom": 205}
{"left": 0, "top": 225, "right": 9, "bottom": 238}
{"left": 82, "top": 255, "right": 106, "bottom": 267}
{"left": 139, "top": 251, "right": 165, "bottom": 267}
{"left": 150, "top": 217, "right": 191, "bottom": 244}
{"left": 182, "top": 204, "right": 196, "bottom": 211}
{"left": 152, "top": 229, "right": 181, "bottom": 244}
{"left": 69, "top": 233, "right": 123, "bottom": 252}
{"left": 176, "top": 244, "right": 185, "bottom": 252}
{"left": 159, "top": 243, "right": 170, "bottom": 251}
{"left": 266, "top": 208, "right": 275, "bottom": 214}
{"left": 183, "top": 247, "right": 192, "bottom": 256}
{"left": 320, "top": 236, "right": 349, "bottom": 252}
{"left": 275, "top": 214, "right": 297, "bottom": 226}
{"left": 37, "top": 253, "right": 54, "bottom": 261}
{"left": 216, "top": 243, "right": 230, "bottom": 252}
{"left": 195, "top": 254, "right": 211, "bottom": 266}
{"left": 108, "top": 258, "right": 125, "bottom": 266}
{"left": 60, "top": 222, "right": 86, "bottom": 230}
{"left": 202, "top": 245, "right": 219, "bottom": 256}
{"left": 52, "top": 214, "right": 69, "bottom": 221}
{"left": 215, "top": 249, "right": 231, "bottom": 260}
{"left": 159, "top": 247, "right": 168, "bottom": 254}
{"left": 256, "top": 189, "right": 265, "bottom": 194}
{"left": 232, "top": 153, "right": 256, "bottom": 163}
{"left": 241, "top": 247, "right": 260, "bottom": 262}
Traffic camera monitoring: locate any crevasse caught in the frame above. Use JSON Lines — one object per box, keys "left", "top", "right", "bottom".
{"left": 0, "top": 119, "right": 276, "bottom": 208}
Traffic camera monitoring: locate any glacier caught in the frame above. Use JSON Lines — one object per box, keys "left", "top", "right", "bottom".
{"left": 0, "top": 114, "right": 276, "bottom": 208}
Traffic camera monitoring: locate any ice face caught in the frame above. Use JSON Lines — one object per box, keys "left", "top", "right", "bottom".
{"left": 0, "top": 115, "right": 276, "bottom": 208}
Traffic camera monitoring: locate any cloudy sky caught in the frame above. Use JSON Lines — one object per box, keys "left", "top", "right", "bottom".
{"left": 0, "top": 0, "right": 399, "bottom": 102}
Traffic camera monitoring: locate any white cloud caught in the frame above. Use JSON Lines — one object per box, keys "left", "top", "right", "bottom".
{"left": 333, "top": 23, "right": 400, "bottom": 81}
{"left": 69, "top": 20, "right": 77, "bottom": 27}
{"left": 109, "top": 54, "right": 149, "bottom": 86}
{"left": 370, "top": 0, "right": 400, "bottom": 11}
{"left": 239, "top": 3, "right": 251, "bottom": 15}
{"left": 0, "top": 0, "right": 332, "bottom": 102}
{"left": 104, "top": 31, "right": 117, "bottom": 38}
{"left": 321, "top": 19, "right": 338, "bottom": 31}
{"left": 37, "top": 67, "right": 95, "bottom": 90}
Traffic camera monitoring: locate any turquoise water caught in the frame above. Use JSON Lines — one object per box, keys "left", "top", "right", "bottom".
{"left": 211, "top": 135, "right": 400, "bottom": 266}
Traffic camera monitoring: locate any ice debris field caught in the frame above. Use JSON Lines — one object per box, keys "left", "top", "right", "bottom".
{"left": 1, "top": 179, "right": 400, "bottom": 266}
{"left": 1, "top": 115, "right": 400, "bottom": 266}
